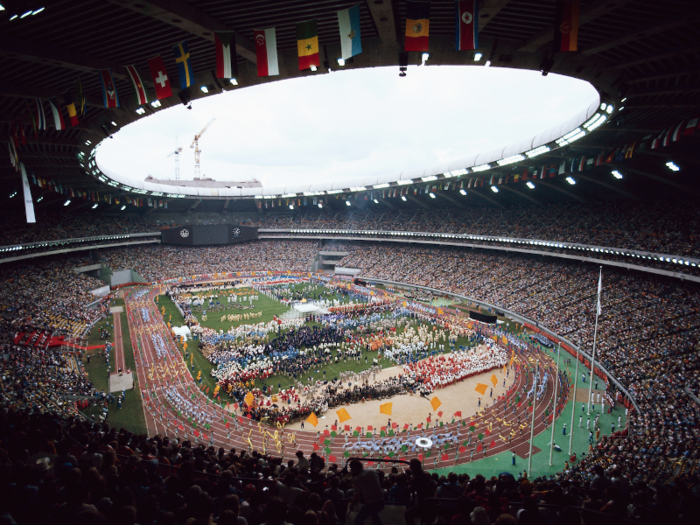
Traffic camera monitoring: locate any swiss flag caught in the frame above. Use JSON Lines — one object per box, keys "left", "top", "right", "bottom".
{"left": 148, "top": 55, "right": 173, "bottom": 100}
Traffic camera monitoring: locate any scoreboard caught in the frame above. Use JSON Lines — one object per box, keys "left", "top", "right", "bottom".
{"left": 161, "top": 224, "right": 258, "bottom": 246}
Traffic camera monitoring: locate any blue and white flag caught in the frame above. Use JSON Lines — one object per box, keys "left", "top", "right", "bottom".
{"left": 337, "top": 4, "right": 362, "bottom": 59}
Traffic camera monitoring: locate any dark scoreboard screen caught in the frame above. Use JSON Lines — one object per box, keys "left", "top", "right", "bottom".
{"left": 161, "top": 224, "right": 258, "bottom": 246}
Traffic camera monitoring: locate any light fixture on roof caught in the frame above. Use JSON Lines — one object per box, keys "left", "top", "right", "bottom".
{"left": 401, "top": 196, "right": 407, "bottom": 201}
{"left": 318, "top": 202, "right": 323, "bottom": 208}
{"left": 37, "top": 196, "right": 43, "bottom": 202}
{"left": 612, "top": 170, "right": 623, "bottom": 179}
{"left": 526, "top": 181, "right": 535, "bottom": 189}
{"left": 373, "top": 198, "right": 379, "bottom": 203}
{"left": 150, "top": 99, "right": 162, "bottom": 108}
{"left": 345, "top": 200, "right": 351, "bottom": 206}
{"left": 135, "top": 107, "right": 146, "bottom": 115}
{"left": 200, "top": 85, "right": 209, "bottom": 93}
{"left": 9, "top": 14, "right": 17, "bottom": 20}
{"left": 20, "top": 10, "right": 32, "bottom": 18}
{"left": 459, "top": 189, "right": 467, "bottom": 196}
{"left": 525, "top": 145, "right": 550, "bottom": 158}
{"left": 92, "top": 203, "right": 98, "bottom": 209}
{"left": 422, "top": 175, "right": 437, "bottom": 182}
{"left": 289, "top": 204, "right": 294, "bottom": 210}
{"left": 337, "top": 58, "right": 346, "bottom": 66}
{"left": 121, "top": 205, "right": 126, "bottom": 210}
{"left": 490, "top": 186, "right": 499, "bottom": 193}
{"left": 600, "top": 103, "right": 607, "bottom": 111}
{"left": 9, "top": 192, "right": 17, "bottom": 198}
{"left": 33, "top": 7, "right": 45, "bottom": 15}
{"left": 497, "top": 154, "right": 525, "bottom": 166}
{"left": 111, "top": 121, "right": 117, "bottom": 127}
{"left": 566, "top": 176, "right": 576, "bottom": 185}
{"left": 429, "top": 192, "right": 436, "bottom": 199}
{"left": 666, "top": 161, "right": 680, "bottom": 172}
{"left": 64, "top": 199, "right": 71, "bottom": 206}
{"left": 484, "top": 60, "right": 491, "bottom": 67}
{"left": 421, "top": 53, "right": 430, "bottom": 64}
{"left": 0, "top": 5, "right": 5, "bottom": 11}
{"left": 229, "top": 78, "right": 238, "bottom": 86}
{"left": 310, "top": 65, "right": 318, "bottom": 72}
{"left": 473, "top": 53, "right": 482, "bottom": 61}
{"left": 606, "top": 105, "right": 613, "bottom": 114}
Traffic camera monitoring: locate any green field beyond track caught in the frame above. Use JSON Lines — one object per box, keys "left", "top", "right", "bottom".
{"left": 160, "top": 285, "right": 480, "bottom": 396}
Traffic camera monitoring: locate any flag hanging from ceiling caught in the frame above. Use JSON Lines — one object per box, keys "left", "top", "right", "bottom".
{"left": 34, "top": 99, "right": 47, "bottom": 130}
{"left": 125, "top": 65, "right": 148, "bottom": 105}
{"left": 173, "top": 41, "right": 195, "bottom": 89}
{"left": 554, "top": 1, "right": 580, "bottom": 52}
{"left": 20, "top": 163, "right": 36, "bottom": 224}
{"left": 48, "top": 98, "right": 65, "bottom": 130}
{"left": 148, "top": 55, "right": 173, "bottom": 99}
{"left": 255, "top": 28, "right": 279, "bottom": 77}
{"left": 75, "top": 78, "right": 86, "bottom": 116}
{"left": 456, "top": 0, "right": 479, "bottom": 51}
{"left": 63, "top": 91, "right": 79, "bottom": 126}
{"left": 98, "top": 69, "right": 119, "bottom": 108}
{"left": 405, "top": 1, "right": 431, "bottom": 52}
{"left": 337, "top": 4, "right": 362, "bottom": 59}
{"left": 214, "top": 31, "right": 238, "bottom": 79}
{"left": 296, "top": 19, "right": 320, "bottom": 70}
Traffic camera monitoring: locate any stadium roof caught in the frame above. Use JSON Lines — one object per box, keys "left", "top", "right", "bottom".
{"left": 1, "top": 0, "right": 699, "bottom": 213}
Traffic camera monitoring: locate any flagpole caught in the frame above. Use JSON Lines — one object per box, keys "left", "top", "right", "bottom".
{"left": 587, "top": 267, "right": 602, "bottom": 416}
{"left": 569, "top": 349, "right": 579, "bottom": 455}
{"left": 549, "top": 343, "right": 560, "bottom": 466}
{"left": 527, "top": 363, "right": 539, "bottom": 475}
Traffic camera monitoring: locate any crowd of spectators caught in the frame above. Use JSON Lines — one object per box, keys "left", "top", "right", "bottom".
{"left": 97, "top": 241, "right": 319, "bottom": 282}
{"left": 0, "top": 213, "right": 155, "bottom": 247}
{"left": 2, "top": 409, "right": 698, "bottom": 525}
{"left": 252, "top": 201, "right": 700, "bottom": 257}
{"left": 339, "top": 243, "right": 700, "bottom": 486}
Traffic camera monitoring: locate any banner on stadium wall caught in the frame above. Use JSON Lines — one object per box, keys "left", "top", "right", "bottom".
{"left": 90, "top": 285, "right": 111, "bottom": 297}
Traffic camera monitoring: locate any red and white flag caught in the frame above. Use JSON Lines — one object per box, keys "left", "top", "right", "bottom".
{"left": 125, "top": 65, "right": 148, "bottom": 105}
{"left": 215, "top": 31, "right": 238, "bottom": 79}
{"left": 683, "top": 118, "right": 698, "bottom": 136}
{"left": 671, "top": 121, "right": 684, "bottom": 142}
{"left": 456, "top": 0, "right": 478, "bottom": 51}
{"left": 148, "top": 55, "right": 173, "bottom": 100}
{"left": 255, "top": 28, "right": 279, "bottom": 77}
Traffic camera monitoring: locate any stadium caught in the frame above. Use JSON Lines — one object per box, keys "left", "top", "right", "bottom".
{"left": 1, "top": 1, "right": 699, "bottom": 524}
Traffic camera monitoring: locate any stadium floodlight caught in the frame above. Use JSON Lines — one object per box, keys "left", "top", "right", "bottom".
{"left": 485, "top": 60, "right": 491, "bottom": 67}
{"left": 497, "top": 154, "right": 525, "bottom": 166}
{"left": 472, "top": 164, "right": 491, "bottom": 172}
{"left": 600, "top": 103, "right": 607, "bottom": 111}
{"left": 20, "top": 10, "right": 32, "bottom": 18}
{"left": 111, "top": 121, "right": 117, "bottom": 126}
{"left": 401, "top": 196, "right": 407, "bottom": 201}
{"left": 200, "top": 85, "right": 209, "bottom": 93}
{"left": 666, "top": 161, "right": 680, "bottom": 172}
{"left": 63, "top": 199, "right": 71, "bottom": 206}
{"left": 612, "top": 170, "right": 623, "bottom": 179}
{"left": 33, "top": 7, "right": 46, "bottom": 15}
{"left": 429, "top": 192, "right": 436, "bottom": 199}
{"left": 135, "top": 107, "right": 146, "bottom": 115}
{"left": 0, "top": 5, "right": 5, "bottom": 11}
{"left": 345, "top": 200, "right": 351, "bottom": 206}
{"left": 525, "top": 146, "right": 550, "bottom": 158}
{"left": 230, "top": 78, "right": 238, "bottom": 85}
{"left": 85, "top": 140, "right": 91, "bottom": 145}
{"left": 566, "top": 176, "right": 576, "bottom": 185}
{"left": 606, "top": 105, "right": 613, "bottom": 114}
{"left": 9, "top": 192, "right": 17, "bottom": 198}
{"left": 37, "top": 196, "right": 43, "bottom": 202}
{"left": 396, "top": 179, "right": 412, "bottom": 185}
{"left": 474, "top": 53, "right": 482, "bottom": 61}
{"left": 459, "top": 189, "right": 467, "bottom": 196}
{"left": 310, "top": 65, "right": 318, "bottom": 72}
{"left": 150, "top": 99, "right": 161, "bottom": 108}
{"left": 373, "top": 198, "right": 379, "bottom": 203}
{"left": 318, "top": 203, "right": 323, "bottom": 208}
{"left": 421, "top": 53, "right": 430, "bottom": 63}
{"left": 490, "top": 186, "right": 499, "bottom": 193}
{"left": 92, "top": 204, "right": 98, "bottom": 209}
{"left": 373, "top": 183, "right": 390, "bottom": 189}
{"left": 289, "top": 205, "right": 294, "bottom": 210}
{"left": 422, "top": 176, "right": 437, "bottom": 182}
{"left": 526, "top": 181, "right": 535, "bottom": 189}
{"left": 121, "top": 205, "right": 126, "bottom": 210}
{"left": 337, "top": 58, "right": 346, "bottom": 66}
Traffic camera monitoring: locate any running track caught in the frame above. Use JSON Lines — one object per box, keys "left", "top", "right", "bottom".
{"left": 112, "top": 312, "right": 126, "bottom": 375}
{"left": 125, "top": 285, "right": 567, "bottom": 471}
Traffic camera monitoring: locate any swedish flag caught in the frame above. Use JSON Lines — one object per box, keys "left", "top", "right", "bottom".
{"left": 173, "top": 40, "right": 195, "bottom": 89}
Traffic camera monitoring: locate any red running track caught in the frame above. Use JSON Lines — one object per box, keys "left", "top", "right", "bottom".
{"left": 112, "top": 312, "right": 126, "bottom": 375}
{"left": 125, "top": 285, "right": 567, "bottom": 471}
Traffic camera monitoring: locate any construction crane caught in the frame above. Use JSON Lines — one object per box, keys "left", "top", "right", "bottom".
{"left": 190, "top": 118, "right": 215, "bottom": 179}
{"left": 166, "top": 137, "right": 183, "bottom": 180}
